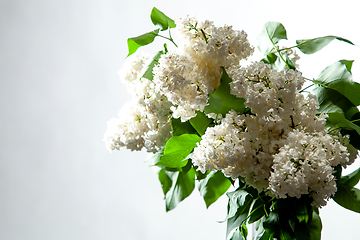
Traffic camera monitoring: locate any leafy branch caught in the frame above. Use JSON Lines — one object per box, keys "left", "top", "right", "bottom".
{"left": 126, "top": 7, "right": 177, "bottom": 57}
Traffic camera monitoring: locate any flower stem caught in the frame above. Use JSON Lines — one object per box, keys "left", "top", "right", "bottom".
{"left": 156, "top": 33, "right": 178, "bottom": 47}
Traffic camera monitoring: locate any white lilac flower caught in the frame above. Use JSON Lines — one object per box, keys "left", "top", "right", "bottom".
{"left": 192, "top": 61, "right": 355, "bottom": 206}
{"left": 104, "top": 101, "right": 148, "bottom": 152}
{"left": 192, "top": 110, "right": 244, "bottom": 174}
{"left": 175, "top": 16, "right": 254, "bottom": 69}
{"left": 153, "top": 16, "right": 254, "bottom": 121}
{"left": 285, "top": 48, "right": 300, "bottom": 69}
{"left": 192, "top": 110, "right": 275, "bottom": 191}
{"left": 104, "top": 54, "right": 173, "bottom": 153}
{"left": 152, "top": 52, "right": 208, "bottom": 121}
{"left": 269, "top": 129, "right": 350, "bottom": 207}
{"left": 118, "top": 52, "right": 150, "bottom": 95}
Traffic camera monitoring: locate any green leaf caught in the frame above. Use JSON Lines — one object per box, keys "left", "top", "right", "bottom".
{"left": 343, "top": 129, "right": 360, "bottom": 150}
{"left": 195, "top": 169, "right": 209, "bottom": 181}
{"left": 127, "top": 29, "right": 159, "bottom": 57}
{"left": 294, "top": 226, "right": 311, "bottom": 240}
{"left": 241, "top": 224, "right": 248, "bottom": 239}
{"left": 226, "top": 196, "right": 252, "bottom": 238}
{"left": 189, "top": 111, "right": 213, "bottom": 136}
{"left": 204, "top": 68, "right": 245, "bottom": 116}
{"left": 313, "top": 87, "right": 358, "bottom": 118}
{"left": 225, "top": 188, "right": 257, "bottom": 238}
{"left": 229, "top": 228, "right": 246, "bottom": 240}
{"left": 312, "top": 60, "right": 360, "bottom": 107}
{"left": 257, "top": 22, "right": 287, "bottom": 55}
{"left": 226, "top": 189, "right": 251, "bottom": 219}
{"left": 146, "top": 147, "right": 164, "bottom": 166}
{"left": 258, "top": 230, "right": 272, "bottom": 240}
{"left": 340, "top": 60, "right": 354, "bottom": 73}
{"left": 281, "top": 51, "right": 296, "bottom": 70}
{"left": 158, "top": 168, "right": 172, "bottom": 195}
{"left": 327, "top": 112, "right": 360, "bottom": 135}
{"left": 141, "top": 50, "right": 164, "bottom": 80}
{"left": 261, "top": 53, "right": 278, "bottom": 65}
{"left": 334, "top": 165, "right": 343, "bottom": 186}
{"left": 171, "top": 118, "right": 197, "bottom": 136}
{"left": 198, "top": 171, "right": 231, "bottom": 208}
{"left": 341, "top": 167, "right": 360, "bottom": 187}
{"left": 309, "top": 211, "right": 322, "bottom": 240}
{"left": 341, "top": 112, "right": 360, "bottom": 150}
{"left": 150, "top": 7, "right": 176, "bottom": 31}
{"left": 261, "top": 51, "right": 295, "bottom": 71}
{"left": 248, "top": 198, "right": 268, "bottom": 224}
{"left": 312, "top": 72, "right": 359, "bottom": 122}
{"left": 294, "top": 198, "right": 311, "bottom": 224}
{"left": 156, "top": 134, "right": 201, "bottom": 168}
{"left": 263, "top": 212, "right": 293, "bottom": 240}
{"left": 296, "top": 36, "right": 354, "bottom": 54}
{"left": 161, "top": 165, "right": 196, "bottom": 211}
{"left": 333, "top": 183, "right": 360, "bottom": 213}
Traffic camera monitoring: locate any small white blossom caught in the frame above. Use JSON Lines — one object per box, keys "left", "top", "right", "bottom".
{"left": 192, "top": 61, "right": 354, "bottom": 206}
{"left": 153, "top": 16, "right": 254, "bottom": 121}
{"left": 104, "top": 54, "right": 173, "bottom": 153}
{"left": 269, "top": 129, "right": 350, "bottom": 207}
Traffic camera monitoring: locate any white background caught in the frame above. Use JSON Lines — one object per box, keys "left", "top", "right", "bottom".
{"left": 1, "top": 0, "right": 360, "bottom": 239}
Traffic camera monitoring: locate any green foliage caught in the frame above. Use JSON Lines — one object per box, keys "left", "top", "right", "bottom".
{"left": 226, "top": 189, "right": 252, "bottom": 220}
{"left": 195, "top": 168, "right": 209, "bottom": 181}
{"left": 171, "top": 118, "right": 197, "bottom": 136}
{"left": 156, "top": 134, "right": 201, "bottom": 168}
{"left": 240, "top": 224, "right": 248, "bottom": 239}
{"left": 312, "top": 60, "right": 360, "bottom": 107}
{"left": 248, "top": 197, "right": 270, "bottom": 224}
{"left": 261, "top": 51, "right": 295, "bottom": 71}
{"left": 225, "top": 189, "right": 250, "bottom": 235}
{"left": 229, "top": 228, "right": 246, "bottom": 240}
{"left": 280, "top": 51, "right": 296, "bottom": 70}
{"left": 126, "top": 8, "right": 176, "bottom": 57}
{"left": 158, "top": 168, "right": 172, "bottom": 194}
{"left": 204, "top": 68, "right": 245, "bottom": 117}
{"left": 258, "top": 230, "right": 272, "bottom": 240}
{"left": 341, "top": 167, "right": 360, "bottom": 188}
{"left": 225, "top": 188, "right": 319, "bottom": 240}
{"left": 309, "top": 211, "right": 322, "bottom": 240}
{"left": 261, "top": 52, "right": 278, "bottom": 65}
{"left": 189, "top": 111, "right": 213, "bottom": 136}
{"left": 340, "top": 59, "right": 354, "bottom": 72}
{"left": 158, "top": 161, "right": 196, "bottom": 211}
{"left": 295, "top": 198, "right": 311, "bottom": 224}
{"left": 313, "top": 86, "right": 357, "bottom": 118}
{"left": 146, "top": 147, "right": 164, "bottom": 166}
{"left": 257, "top": 22, "right": 287, "bottom": 55}
{"left": 327, "top": 112, "right": 360, "bottom": 135}
{"left": 296, "top": 36, "right": 354, "bottom": 54}
{"left": 257, "top": 22, "right": 297, "bottom": 70}
{"left": 141, "top": 50, "right": 164, "bottom": 80}
{"left": 341, "top": 112, "right": 360, "bottom": 149}
{"left": 333, "top": 183, "right": 360, "bottom": 213}
{"left": 226, "top": 193, "right": 253, "bottom": 238}
{"left": 150, "top": 7, "right": 176, "bottom": 31}
{"left": 127, "top": 29, "right": 160, "bottom": 57}
{"left": 198, "top": 171, "right": 231, "bottom": 208}
{"left": 263, "top": 211, "right": 293, "bottom": 240}
{"left": 252, "top": 197, "right": 318, "bottom": 240}
{"left": 311, "top": 60, "right": 360, "bottom": 151}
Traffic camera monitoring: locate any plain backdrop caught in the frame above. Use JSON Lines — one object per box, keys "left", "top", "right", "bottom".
{"left": 1, "top": 0, "right": 360, "bottom": 239}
